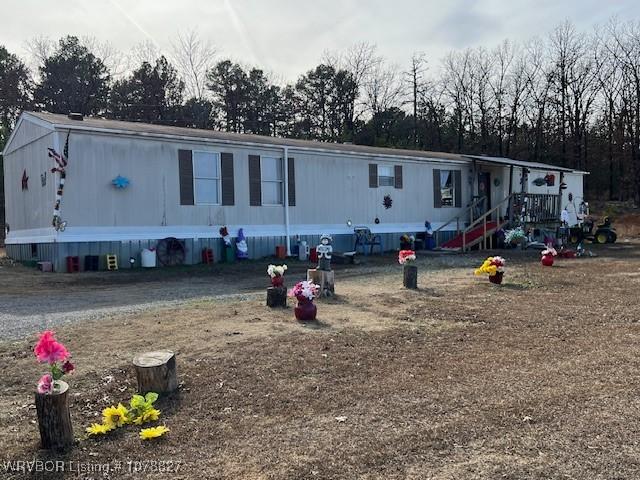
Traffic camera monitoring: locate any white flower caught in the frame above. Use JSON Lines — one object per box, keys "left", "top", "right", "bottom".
{"left": 267, "top": 264, "right": 288, "bottom": 278}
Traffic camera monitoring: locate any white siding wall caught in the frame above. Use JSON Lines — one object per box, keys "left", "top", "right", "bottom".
{"left": 3, "top": 123, "right": 55, "bottom": 231}
{"left": 52, "top": 130, "right": 471, "bottom": 237}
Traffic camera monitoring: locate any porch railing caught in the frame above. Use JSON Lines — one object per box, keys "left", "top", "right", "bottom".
{"left": 433, "top": 196, "right": 487, "bottom": 247}
{"left": 512, "top": 193, "right": 561, "bottom": 224}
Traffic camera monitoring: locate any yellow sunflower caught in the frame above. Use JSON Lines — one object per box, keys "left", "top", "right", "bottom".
{"left": 139, "top": 425, "right": 169, "bottom": 440}
{"left": 102, "top": 403, "right": 129, "bottom": 428}
{"left": 86, "top": 423, "right": 113, "bottom": 435}
{"left": 132, "top": 408, "right": 161, "bottom": 425}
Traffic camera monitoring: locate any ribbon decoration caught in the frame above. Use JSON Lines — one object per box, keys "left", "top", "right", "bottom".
{"left": 48, "top": 132, "right": 70, "bottom": 231}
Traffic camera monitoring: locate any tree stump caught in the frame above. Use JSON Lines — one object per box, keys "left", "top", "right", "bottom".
{"left": 35, "top": 380, "right": 74, "bottom": 450}
{"left": 403, "top": 265, "right": 418, "bottom": 289}
{"left": 133, "top": 350, "right": 178, "bottom": 396}
{"left": 307, "top": 268, "right": 335, "bottom": 297}
{"left": 266, "top": 286, "right": 287, "bottom": 308}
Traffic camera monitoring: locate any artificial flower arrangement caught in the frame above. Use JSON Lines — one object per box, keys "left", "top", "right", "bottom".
{"left": 86, "top": 392, "right": 169, "bottom": 440}
{"left": 34, "top": 331, "right": 74, "bottom": 394}
{"left": 504, "top": 227, "right": 526, "bottom": 245}
{"left": 398, "top": 250, "right": 417, "bottom": 265}
{"left": 541, "top": 246, "right": 557, "bottom": 266}
{"left": 267, "top": 264, "right": 288, "bottom": 287}
{"left": 288, "top": 280, "right": 320, "bottom": 321}
{"left": 400, "top": 234, "right": 415, "bottom": 249}
{"left": 474, "top": 256, "right": 506, "bottom": 284}
{"left": 288, "top": 280, "right": 319, "bottom": 301}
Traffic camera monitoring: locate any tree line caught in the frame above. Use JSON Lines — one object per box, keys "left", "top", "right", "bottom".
{"left": 1, "top": 19, "right": 640, "bottom": 203}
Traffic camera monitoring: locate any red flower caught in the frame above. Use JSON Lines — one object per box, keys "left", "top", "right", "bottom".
{"left": 398, "top": 250, "right": 416, "bottom": 265}
{"left": 62, "top": 360, "right": 75, "bottom": 374}
{"left": 34, "top": 331, "right": 70, "bottom": 365}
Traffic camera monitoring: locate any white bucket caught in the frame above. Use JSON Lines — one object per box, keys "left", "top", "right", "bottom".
{"left": 298, "top": 241, "right": 309, "bottom": 261}
{"left": 141, "top": 248, "right": 157, "bottom": 268}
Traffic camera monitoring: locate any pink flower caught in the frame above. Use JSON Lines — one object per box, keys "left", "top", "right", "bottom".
{"left": 62, "top": 361, "right": 75, "bottom": 374}
{"left": 398, "top": 250, "right": 416, "bottom": 265}
{"left": 34, "top": 331, "right": 70, "bottom": 365}
{"left": 37, "top": 374, "right": 53, "bottom": 394}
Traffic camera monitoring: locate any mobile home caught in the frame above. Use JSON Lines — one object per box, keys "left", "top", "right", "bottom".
{"left": 2, "top": 111, "right": 587, "bottom": 271}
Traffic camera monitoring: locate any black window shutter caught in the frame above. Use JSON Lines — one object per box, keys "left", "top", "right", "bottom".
{"left": 249, "top": 154, "right": 262, "bottom": 206}
{"left": 178, "top": 149, "right": 194, "bottom": 205}
{"left": 394, "top": 165, "right": 403, "bottom": 189}
{"left": 454, "top": 170, "right": 462, "bottom": 208}
{"left": 287, "top": 157, "right": 296, "bottom": 206}
{"left": 220, "top": 152, "right": 234, "bottom": 206}
{"left": 433, "top": 169, "right": 442, "bottom": 208}
{"left": 369, "top": 163, "right": 378, "bottom": 188}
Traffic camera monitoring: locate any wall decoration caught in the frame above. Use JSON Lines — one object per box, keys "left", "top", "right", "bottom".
{"left": 532, "top": 177, "right": 547, "bottom": 187}
{"left": 112, "top": 175, "right": 130, "bottom": 189}
{"left": 493, "top": 177, "right": 501, "bottom": 187}
{"left": 48, "top": 131, "right": 70, "bottom": 231}
{"left": 41, "top": 171, "right": 47, "bottom": 187}
{"left": 383, "top": 194, "right": 393, "bottom": 209}
{"left": 544, "top": 173, "right": 555, "bottom": 186}
{"left": 21, "top": 170, "right": 29, "bottom": 190}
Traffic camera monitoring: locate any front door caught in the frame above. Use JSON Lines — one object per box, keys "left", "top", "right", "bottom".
{"left": 478, "top": 172, "right": 491, "bottom": 211}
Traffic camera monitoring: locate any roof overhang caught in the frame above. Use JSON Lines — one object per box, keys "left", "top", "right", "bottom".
{"left": 464, "top": 154, "right": 575, "bottom": 173}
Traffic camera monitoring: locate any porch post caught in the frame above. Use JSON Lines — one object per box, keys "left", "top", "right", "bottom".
{"left": 508, "top": 164, "right": 514, "bottom": 225}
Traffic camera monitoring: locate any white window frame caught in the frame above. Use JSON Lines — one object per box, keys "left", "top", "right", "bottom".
{"left": 378, "top": 164, "right": 395, "bottom": 187}
{"left": 260, "top": 155, "right": 284, "bottom": 206}
{"left": 440, "top": 169, "right": 456, "bottom": 208}
{"left": 193, "top": 150, "right": 221, "bottom": 206}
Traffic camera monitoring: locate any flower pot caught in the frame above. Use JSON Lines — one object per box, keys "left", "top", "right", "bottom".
{"left": 294, "top": 296, "right": 317, "bottom": 321}
{"left": 488, "top": 272, "right": 504, "bottom": 284}
{"left": 271, "top": 275, "right": 285, "bottom": 287}
{"left": 541, "top": 254, "right": 554, "bottom": 267}
{"left": 34, "top": 380, "right": 74, "bottom": 450}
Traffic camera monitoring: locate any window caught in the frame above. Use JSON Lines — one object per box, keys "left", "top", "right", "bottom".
{"left": 261, "top": 156, "right": 284, "bottom": 205}
{"left": 440, "top": 170, "right": 455, "bottom": 207}
{"left": 193, "top": 151, "right": 220, "bottom": 205}
{"left": 378, "top": 165, "right": 395, "bottom": 186}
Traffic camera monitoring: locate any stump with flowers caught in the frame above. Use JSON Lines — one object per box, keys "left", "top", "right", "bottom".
{"left": 266, "top": 264, "right": 288, "bottom": 308}
{"left": 474, "top": 256, "right": 506, "bottom": 284}
{"left": 33, "top": 331, "right": 75, "bottom": 450}
{"left": 399, "top": 250, "right": 418, "bottom": 289}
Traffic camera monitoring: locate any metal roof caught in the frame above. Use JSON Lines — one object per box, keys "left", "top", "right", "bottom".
{"left": 18, "top": 112, "right": 580, "bottom": 173}
{"left": 464, "top": 154, "right": 576, "bottom": 173}
{"left": 25, "top": 111, "right": 466, "bottom": 163}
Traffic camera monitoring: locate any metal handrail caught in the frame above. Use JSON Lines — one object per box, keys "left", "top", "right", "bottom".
{"left": 433, "top": 196, "right": 487, "bottom": 247}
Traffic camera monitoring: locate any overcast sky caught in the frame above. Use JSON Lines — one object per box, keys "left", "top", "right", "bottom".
{"left": 2, "top": 0, "right": 639, "bottom": 80}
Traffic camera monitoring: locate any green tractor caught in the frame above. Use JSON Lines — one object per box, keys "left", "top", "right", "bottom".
{"left": 569, "top": 216, "right": 617, "bottom": 244}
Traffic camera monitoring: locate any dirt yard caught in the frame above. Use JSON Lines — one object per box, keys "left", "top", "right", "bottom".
{"left": 1, "top": 241, "right": 640, "bottom": 479}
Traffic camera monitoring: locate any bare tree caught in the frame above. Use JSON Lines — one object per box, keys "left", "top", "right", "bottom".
{"left": 131, "top": 40, "right": 163, "bottom": 67}
{"left": 363, "top": 61, "right": 403, "bottom": 115}
{"left": 80, "top": 36, "right": 127, "bottom": 79}
{"left": 405, "top": 52, "right": 428, "bottom": 146}
{"left": 171, "top": 30, "right": 217, "bottom": 99}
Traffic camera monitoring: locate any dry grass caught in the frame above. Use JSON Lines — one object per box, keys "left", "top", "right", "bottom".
{"left": 2, "top": 243, "right": 640, "bottom": 479}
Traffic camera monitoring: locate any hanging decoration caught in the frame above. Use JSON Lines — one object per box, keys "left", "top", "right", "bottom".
{"left": 544, "top": 173, "right": 555, "bottom": 186}
{"left": 111, "top": 175, "right": 130, "bottom": 189}
{"left": 493, "top": 177, "right": 501, "bottom": 187}
{"left": 47, "top": 131, "right": 70, "bottom": 231}
{"left": 532, "top": 177, "right": 547, "bottom": 187}
{"left": 41, "top": 171, "right": 47, "bottom": 187}
{"left": 21, "top": 170, "right": 29, "bottom": 190}
{"left": 383, "top": 194, "right": 393, "bottom": 209}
